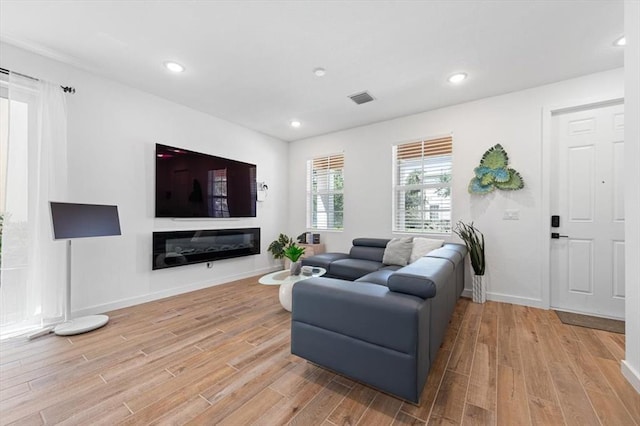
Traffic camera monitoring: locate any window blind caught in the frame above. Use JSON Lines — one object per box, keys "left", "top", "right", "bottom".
{"left": 307, "top": 153, "right": 344, "bottom": 230}
{"left": 393, "top": 136, "right": 452, "bottom": 233}
{"left": 312, "top": 154, "right": 345, "bottom": 170}
{"left": 396, "top": 136, "right": 453, "bottom": 160}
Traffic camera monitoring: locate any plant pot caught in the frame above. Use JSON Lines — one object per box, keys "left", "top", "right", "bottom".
{"left": 290, "top": 261, "right": 302, "bottom": 276}
{"left": 472, "top": 274, "right": 486, "bottom": 304}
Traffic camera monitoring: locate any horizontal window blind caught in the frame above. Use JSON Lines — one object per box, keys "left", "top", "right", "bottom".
{"left": 393, "top": 136, "right": 452, "bottom": 234}
{"left": 312, "top": 154, "right": 345, "bottom": 170}
{"left": 396, "top": 137, "right": 452, "bottom": 160}
{"left": 307, "top": 153, "right": 344, "bottom": 230}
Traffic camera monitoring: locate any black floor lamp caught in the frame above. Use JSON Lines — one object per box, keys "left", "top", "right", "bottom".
{"left": 50, "top": 202, "right": 121, "bottom": 336}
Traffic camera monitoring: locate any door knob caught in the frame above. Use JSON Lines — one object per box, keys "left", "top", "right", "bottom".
{"left": 551, "top": 233, "right": 569, "bottom": 239}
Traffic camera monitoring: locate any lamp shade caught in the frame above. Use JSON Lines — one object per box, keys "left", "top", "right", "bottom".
{"left": 50, "top": 202, "right": 121, "bottom": 239}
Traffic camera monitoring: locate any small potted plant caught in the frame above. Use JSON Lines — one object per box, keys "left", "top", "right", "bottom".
{"left": 268, "top": 233, "right": 294, "bottom": 267}
{"left": 453, "top": 221, "right": 486, "bottom": 303}
{"left": 283, "top": 244, "right": 306, "bottom": 276}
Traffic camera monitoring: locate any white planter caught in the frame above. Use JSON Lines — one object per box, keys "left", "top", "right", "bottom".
{"left": 472, "top": 274, "right": 486, "bottom": 304}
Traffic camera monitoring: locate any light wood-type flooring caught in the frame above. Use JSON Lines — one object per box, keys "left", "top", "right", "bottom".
{"left": 1, "top": 276, "right": 638, "bottom": 425}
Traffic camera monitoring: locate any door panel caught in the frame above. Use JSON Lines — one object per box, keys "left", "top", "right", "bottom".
{"left": 568, "top": 239, "right": 593, "bottom": 294}
{"left": 612, "top": 241, "right": 625, "bottom": 298}
{"left": 613, "top": 141, "right": 625, "bottom": 221}
{"left": 568, "top": 145, "right": 594, "bottom": 221}
{"left": 550, "top": 102, "right": 625, "bottom": 319}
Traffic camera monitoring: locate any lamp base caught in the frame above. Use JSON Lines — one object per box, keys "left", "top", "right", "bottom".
{"left": 54, "top": 314, "right": 109, "bottom": 336}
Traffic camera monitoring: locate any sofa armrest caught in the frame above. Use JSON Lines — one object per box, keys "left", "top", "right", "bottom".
{"left": 292, "top": 277, "right": 428, "bottom": 354}
{"left": 388, "top": 257, "right": 454, "bottom": 299}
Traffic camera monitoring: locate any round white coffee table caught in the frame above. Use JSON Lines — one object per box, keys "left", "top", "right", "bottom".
{"left": 259, "top": 267, "right": 326, "bottom": 312}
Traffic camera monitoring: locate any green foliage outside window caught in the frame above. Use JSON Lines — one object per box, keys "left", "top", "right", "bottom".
{"left": 403, "top": 170, "right": 451, "bottom": 232}
{"left": 311, "top": 167, "right": 344, "bottom": 230}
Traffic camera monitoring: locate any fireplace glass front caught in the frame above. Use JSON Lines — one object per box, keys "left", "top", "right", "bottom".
{"left": 152, "top": 227, "right": 260, "bottom": 270}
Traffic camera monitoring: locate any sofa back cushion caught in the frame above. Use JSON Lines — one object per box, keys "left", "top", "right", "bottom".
{"left": 349, "top": 238, "right": 389, "bottom": 262}
{"left": 425, "top": 247, "right": 463, "bottom": 265}
{"left": 438, "top": 243, "right": 467, "bottom": 263}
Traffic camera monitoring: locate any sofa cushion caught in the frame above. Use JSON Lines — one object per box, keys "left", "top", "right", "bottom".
{"left": 444, "top": 243, "right": 467, "bottom": 258}
{"left": 330, "top": 258, "right": 384, "bottom": 281}
{"left": 409, "top": 238, "right": 444, "bottom": 264}
{"left": 382, "top": 237, "right": 413, "bottom": 266}
{"left": 355, "top": 269, "right": 395, "bottom": 286}
{"left": 425, "top": 247, "right": 463, "bottom": 266}
{"left": 380, "top": 265, "right": 402, "bottom": 271}
{"left": 349, "top": 245, "right": 386, "bottom": 262}
{"left": 387, "top": 257, "right": 454, "bottom": 299}
{"left": 301, "top": 252, "right": 350, "bottom": 270}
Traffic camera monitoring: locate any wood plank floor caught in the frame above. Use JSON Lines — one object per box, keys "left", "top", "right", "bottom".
{"left": 1, "top": 276, "right": 638, "bottom": 425}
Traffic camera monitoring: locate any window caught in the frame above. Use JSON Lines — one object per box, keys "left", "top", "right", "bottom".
{"left": 1, "top": 72, "right": 68, "bottom": 338}
{"left": 207, "top": 169, "right": 230, "bottom": 217}
{"left": 393, "top": 136, "right": 452, "bottom": 233}
{"left": 307, "top": 153, "right": 344, "bottom": 230}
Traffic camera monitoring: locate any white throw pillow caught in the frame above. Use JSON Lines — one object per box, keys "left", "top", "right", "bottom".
{"left": 409, "top": 238, "right": 444, "bottom": 264}
{"left": 382, "top": 237, "right": 413, "bottom": 266}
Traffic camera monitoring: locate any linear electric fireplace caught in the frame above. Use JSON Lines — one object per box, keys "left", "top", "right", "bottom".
{"left": 152, "top": 227, "right": 260, "bottom": 270}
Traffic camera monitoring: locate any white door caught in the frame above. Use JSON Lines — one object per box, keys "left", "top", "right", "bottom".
{"left": 550, "top": 102, "right": 625, "bottom": 319}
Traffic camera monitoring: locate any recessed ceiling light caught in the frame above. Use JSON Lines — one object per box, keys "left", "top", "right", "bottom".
{"left": 448, "top": 73, "right": 467, "bottom": 84}
{"left": 313, "top": 67, "right": 326, "bottom": 77}
{"left": 614, "top": 36, "right": 626, "bottom": 47}
{"left": 290, "top": 120, "right": 301, "bottom": 128}
{"left": 164, "top": 61, "right": 185, "bottom": 73}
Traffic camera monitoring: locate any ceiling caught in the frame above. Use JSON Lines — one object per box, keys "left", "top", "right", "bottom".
{"left": 0, "top": 1, "right": 624, "bottom": 142}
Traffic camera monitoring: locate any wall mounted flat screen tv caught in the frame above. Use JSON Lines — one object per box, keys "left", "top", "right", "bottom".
{"left": 155, "top": 143, "right": 257, "bottom": 218}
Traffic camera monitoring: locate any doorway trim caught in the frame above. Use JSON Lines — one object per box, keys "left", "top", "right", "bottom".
{"left": 540, "top": 95, "right": 624, "bottom": 310}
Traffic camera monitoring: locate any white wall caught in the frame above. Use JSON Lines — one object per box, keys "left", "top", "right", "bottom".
{"left": 1, "top": 42, "right": 289, "bottom": 315}
{"left": 623, "top": 0, "right": 640, "bottom": 393}
{"left": 289, "top": 69, "right": 624, "bottom": 307}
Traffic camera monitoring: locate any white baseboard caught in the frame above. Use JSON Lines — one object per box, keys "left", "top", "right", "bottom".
{"left": 621, "top": 360, "right": 640, "bottom": 394}
{"left": 461, "top": 289, "right": 544, "bottom": 309}
{"left": 72, "top": 266, "right": 281, "bottom": 318}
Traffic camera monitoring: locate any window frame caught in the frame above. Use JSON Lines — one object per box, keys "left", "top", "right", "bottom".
{"left": 306, "top": 153, "right": 344, "bottom": 231}
{"left": 392, "top": 135, "right": 453, "bottom": 234}
{"left": 207, "top": 168, "right": 230, "bottom": 218}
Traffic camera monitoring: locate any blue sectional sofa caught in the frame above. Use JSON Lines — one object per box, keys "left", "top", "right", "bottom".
{"left": 292, "top": 238, "right": 467, "bottom": 403}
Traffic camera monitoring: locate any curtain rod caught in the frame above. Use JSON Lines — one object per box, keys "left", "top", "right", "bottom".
{"left": 0, "top": 67, "right": 76, "bottom": 94}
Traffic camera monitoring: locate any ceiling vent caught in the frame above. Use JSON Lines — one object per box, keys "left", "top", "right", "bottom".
{"left": 348, "top": 91, "right": 375, "bottom": 105}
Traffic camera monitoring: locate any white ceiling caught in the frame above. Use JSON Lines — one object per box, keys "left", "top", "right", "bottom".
{"left": 0, "top": 1, "right": 624, "bottom": 142}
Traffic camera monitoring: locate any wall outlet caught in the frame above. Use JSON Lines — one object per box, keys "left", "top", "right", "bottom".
{"left": 503, "top": 209, "right": 520, "bottom": 220}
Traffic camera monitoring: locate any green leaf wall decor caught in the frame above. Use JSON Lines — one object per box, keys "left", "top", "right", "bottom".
{"left": 468, "top": 144, "right": 524, "bottom": 194}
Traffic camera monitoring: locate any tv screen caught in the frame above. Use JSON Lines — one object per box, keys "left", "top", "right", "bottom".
{"left": 51, "top": 202, "right": 121, "bottom": 239}
{"left": 155, "top": 144, "right": 257, "bottom": 218}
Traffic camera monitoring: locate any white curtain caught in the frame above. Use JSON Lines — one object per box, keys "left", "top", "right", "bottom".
{"left": 0, "top": 71, "right": 68, "bottom": 338}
